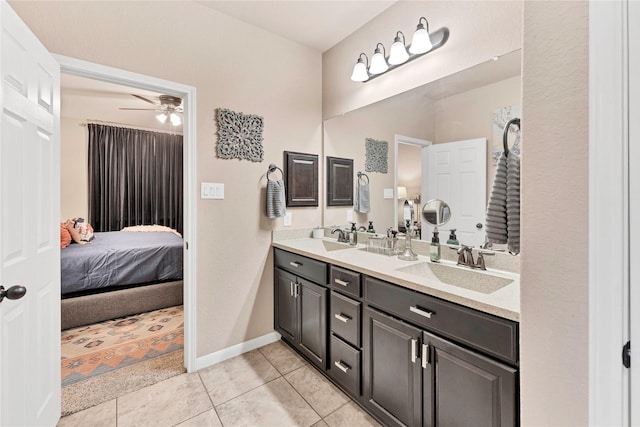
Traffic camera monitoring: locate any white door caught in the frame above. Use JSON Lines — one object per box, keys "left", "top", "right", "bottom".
{"left": 424, "top": 138, "right": 486, "bottom": 247}
{"left": 628, "top": 0, "right": 639, "bottom": 418}
{"left": 0, "top": 1, "right": 61, "bottom": 425}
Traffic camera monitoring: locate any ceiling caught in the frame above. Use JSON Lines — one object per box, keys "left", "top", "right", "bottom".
{"left": 196, "top": 0, "right": 396, "bottom": 52}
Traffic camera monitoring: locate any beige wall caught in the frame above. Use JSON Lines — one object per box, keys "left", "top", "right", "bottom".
{"left": 520, "top": 1, "right": 589, "bottom": 425}
{"left": 60, "top": 117, "right": 88, "bottom": 221}
{"left": 322, "top": 1, "right": 522, "bottom": 119}
{"left": 11, "top": 1, "right": 323, "bottom": 357}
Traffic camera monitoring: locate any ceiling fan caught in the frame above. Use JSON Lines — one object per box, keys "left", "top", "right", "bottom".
{"left": 120, "top": 94, "right": 183, "bottom": 126}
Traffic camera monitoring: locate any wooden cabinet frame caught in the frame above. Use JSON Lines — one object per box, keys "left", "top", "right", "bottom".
{"left": 284, "top": 151, "right": 318, "bottom": 207}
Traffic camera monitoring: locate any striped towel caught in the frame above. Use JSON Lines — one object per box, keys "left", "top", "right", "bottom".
{"left": 506, "top": 152, "right": 520, "bottom": 254}
{"left": 266, "top": 179, "right": 286, "bottom": 218}
{"left": 354, "top": 181, "right": 370, "bottom": 213}
{"left": 485, "top": 153, "right": 508, "bottom": 244}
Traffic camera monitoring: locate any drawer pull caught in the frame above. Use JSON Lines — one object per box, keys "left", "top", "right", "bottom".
{"left": 411, "top": 339, "right": 418, "bottom": 363}
{"left": 289, "top": 261, "right": 302, "bottom": 268}
{"left": 421, "top": 344, "right": 430, "bottom": 368}
{"left": 410, "top": 305, "right": 434, "bottom": 319}
{"left": 334, "top": 278, "right": 350, "bottom": 287}
{"left": 334, "top": 313, "right": 351, "bottom": 323}
{"left": 334, "top": 360, "right": 351, "bottom": 373}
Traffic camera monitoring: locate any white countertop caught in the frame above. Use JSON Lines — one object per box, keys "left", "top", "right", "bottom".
{"left": 272, "top": 237, "right": 520, "bottom": 322}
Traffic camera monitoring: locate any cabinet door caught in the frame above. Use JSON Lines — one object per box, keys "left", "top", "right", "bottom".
{"left": 274, "top": 268, "right": 297, "bottom": 343}
{"left": 363, "top": 307, "right": 422, "bottom": 427}
{"left": 297, "top": 277, "right": 328, "bottom": 369}
{"left": 423, "top": 331, "right": 517, "bottom": 427}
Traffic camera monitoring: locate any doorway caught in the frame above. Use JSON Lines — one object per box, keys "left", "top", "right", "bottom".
{"left": 56, "top": 55, "right": 197, "bottom": 375}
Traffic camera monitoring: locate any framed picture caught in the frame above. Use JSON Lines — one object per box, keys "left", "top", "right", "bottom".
{"left": 284, "top": 151, "right": 319, "bottom": 207}
{"left": 327, "top": 156, "right": 354, "bottom": 207}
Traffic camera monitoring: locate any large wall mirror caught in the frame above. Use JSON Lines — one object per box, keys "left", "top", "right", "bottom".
{"left": 323, "top": 49, "right": 521, "bottom": 247}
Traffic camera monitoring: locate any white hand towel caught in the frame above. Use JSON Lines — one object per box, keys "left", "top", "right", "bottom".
{"left": 266, "top": 179, "right": 286, "bottom": 218}
{"left": 355, "top": 181, "right": 370, "bottom": 213}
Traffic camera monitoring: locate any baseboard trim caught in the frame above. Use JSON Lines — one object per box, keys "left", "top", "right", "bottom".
{"left": 194, "top": 331, "right": 281, "bottom": 371}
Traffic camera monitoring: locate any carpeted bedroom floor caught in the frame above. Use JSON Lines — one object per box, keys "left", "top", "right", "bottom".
{"left": 60, "top": 305, "right": 185, "bottom": 416}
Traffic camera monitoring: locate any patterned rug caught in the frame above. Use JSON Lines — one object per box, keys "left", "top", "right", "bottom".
{"left": 61, "top": 305, "right": 184, "bottom": 387}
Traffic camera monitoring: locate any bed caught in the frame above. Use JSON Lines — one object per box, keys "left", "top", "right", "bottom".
{"left": 60, "top": 230, "right": 184, "bottom": 329}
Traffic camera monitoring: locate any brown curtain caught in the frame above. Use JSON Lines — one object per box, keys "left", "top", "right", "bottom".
{"left": 88, "top": 124, "right": 183, "bottom": 234}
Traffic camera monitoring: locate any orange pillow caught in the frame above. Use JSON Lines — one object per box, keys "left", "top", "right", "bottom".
{"left": 60, "top": 223, "right": 71, "bottom": 248}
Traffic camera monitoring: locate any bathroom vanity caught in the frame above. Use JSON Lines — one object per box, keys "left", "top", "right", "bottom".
{"left": 273, "top": 235, "right": 520, "bottom": 426}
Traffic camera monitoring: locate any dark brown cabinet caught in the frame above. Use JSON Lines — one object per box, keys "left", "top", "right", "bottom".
{"left": 326, "top": 156, "right": 353, "bottom": 206}
{"left": 274, "top": 249, "right": 327, "bottom": 369}
{"left": 284, "top": 151, "right": 318, "bottom": 207}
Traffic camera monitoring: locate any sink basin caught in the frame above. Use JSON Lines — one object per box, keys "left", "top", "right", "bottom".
{"left": 396, "top": 262, "right": 513, "bottom": 294}
{"left": 321, "top": 240, "right": 354, "bottom": 251}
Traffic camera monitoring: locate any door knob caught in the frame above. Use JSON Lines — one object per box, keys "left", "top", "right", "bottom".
{"left": 0, "top": 285, "right": 27, "bottom": 303}
{"left": 476, "top": 223, "right": 483, "bottom": 229}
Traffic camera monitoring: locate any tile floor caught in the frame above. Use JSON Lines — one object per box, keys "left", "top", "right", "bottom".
{"left": 57, "top": 340, "right": 382, "bottom": 427}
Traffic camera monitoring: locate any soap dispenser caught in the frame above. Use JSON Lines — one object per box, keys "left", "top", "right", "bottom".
{"left": 367, "top": 221, "right": 376, "bottom": 234}
{"left": 447, "top": 229, "right": 459, "bottom": 245}
{"left": 430, "top": 227, "right": 441, "bottom": 262}
{"left": 349, "top": 222, "right": 358, "bottom": 246}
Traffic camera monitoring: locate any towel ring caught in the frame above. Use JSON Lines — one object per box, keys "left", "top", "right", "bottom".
{"left": 267, "top": 163, "right": 284, "bottom": 181}
{"left": 502, "top": 118, "right": 521, "bottom": 155}
{"left": 357, "top": 171, "right": 369, "bottom": 184}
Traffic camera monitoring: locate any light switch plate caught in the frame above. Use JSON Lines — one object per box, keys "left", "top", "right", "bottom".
{"left": 383, "top": 188, "right": 394, "bottom": 199}
{"left": 284, "top": 212, "right": 292, "bottom": 226}
{"left": 201, "top": 182, "right": 224, "bottom": 199}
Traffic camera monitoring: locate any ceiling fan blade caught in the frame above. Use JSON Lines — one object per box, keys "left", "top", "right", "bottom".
{"left": 131, "top": 94, "right": 157, "bottom": 105}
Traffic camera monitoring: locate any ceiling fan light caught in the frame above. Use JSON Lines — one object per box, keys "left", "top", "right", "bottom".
{"left": 169, "top": 113, "right": 181, "bottom": 126}
{"left": 389, "top": 32, "right": 409, "bottom": 65}
{"left": 156, "top": 113, "right": 168, "bottom": 124}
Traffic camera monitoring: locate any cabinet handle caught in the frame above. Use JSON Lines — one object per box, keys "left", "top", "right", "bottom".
{"left": 334, "top": 360, "right": 351, "bottom": 373}
{"left": 289, "top": 261, "right": 301, "bottom": 268}
{"left": 411, "top": 339, "right": 418, "bottom": 363}
{"left": 421, "top": 344, "right": 430, "bottom": 368}
{"left": 290, "top": 282, "right": 294, "bottom": 297}
{"left": 294, "top": 283, "right": 300, "bottom": 298}
{"left": 334, "top": 313, "right": 351, "bottom": 323}
{"left": 410, "top": 305, "right": 434, "bottom": 319}
{"left": 334, "top": 278, "right": 350, "bottom": 287}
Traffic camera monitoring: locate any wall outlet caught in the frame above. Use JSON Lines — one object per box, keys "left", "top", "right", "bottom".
{"left": 284, "top": 212, "right": 292, "bottom": 226}
{"left": 346, "top": 210, "right": 353, "bottom": 222}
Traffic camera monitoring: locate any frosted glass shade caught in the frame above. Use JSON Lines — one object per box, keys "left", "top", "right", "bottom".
{"left": 369, "top": 50, "right": 389, "bottom": 75}
{"left": 409, "top": 27, "right": 433, "bottom": 54}
{"left": 397, "top": 186, "right": 408, "bottom": 199}
{"left": 156, "top": 113, "right": 168, "bottom": 124}
{"left": 169, "top": 113, "right": 181, "bottom": 126}
{"left": 389, "top": 39, "right": 409, "bottom": 65}
{"left": 350, "top": 60, "right": 369, "bottom": 82}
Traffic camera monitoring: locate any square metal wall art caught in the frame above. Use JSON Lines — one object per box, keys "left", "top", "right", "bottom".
{"left": 216, "top": 108, "right": 264, "bottom": 162}
{"left": 365, "top": 137, "right": 388, "bottom": 173}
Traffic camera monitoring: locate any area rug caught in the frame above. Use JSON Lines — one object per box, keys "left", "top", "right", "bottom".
{"left": 61, "top": 306, "right": 185, "bottom": 416}
{"left": 61, "top": 305, "right": 184, "bottom": 386}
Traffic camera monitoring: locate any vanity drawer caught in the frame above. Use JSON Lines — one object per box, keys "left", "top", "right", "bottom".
{"left": 330, "top": 265, "right": 361, "bottom": 297}
{"left": 330, "top": 291, "right": 361, "bottom": 347}
{"left": 329, "top": 334, "right": 361, "bottom": 397}
{"left": 364, "top": 276, "right": 519, "bottom": 365}
{"left": 274, "top": 248, "right": 327, "bottom": 285}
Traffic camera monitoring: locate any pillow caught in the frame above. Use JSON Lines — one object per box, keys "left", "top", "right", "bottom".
{"left": 60, "top": 223, "right": 71, "bottom": 248}
{"left": 65, "top": 218, "right": 94, "bottom": 244}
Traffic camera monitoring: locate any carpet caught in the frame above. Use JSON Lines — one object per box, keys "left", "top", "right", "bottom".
{"left": 61, "top": 306, "right": 186, "bottom": 416}
{"left": 61, "top": 305, "right": 184, "bottom": 386}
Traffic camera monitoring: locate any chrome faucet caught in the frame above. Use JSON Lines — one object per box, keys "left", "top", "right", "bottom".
{"left": 331, "top": 228, "right": 349, "bottom": 244}
{"left": 453, "top": 245, "right": 495, "bottom": 270}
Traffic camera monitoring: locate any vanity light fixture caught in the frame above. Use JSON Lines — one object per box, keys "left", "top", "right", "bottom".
{"left": 350, "top": 17, "right": 449, "bottom": 83}
{"left": 389, "top": 32, "right": 409, "bottom": 65}
{"left": 369, "top": 43, "right": 389, "bottom": 75}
